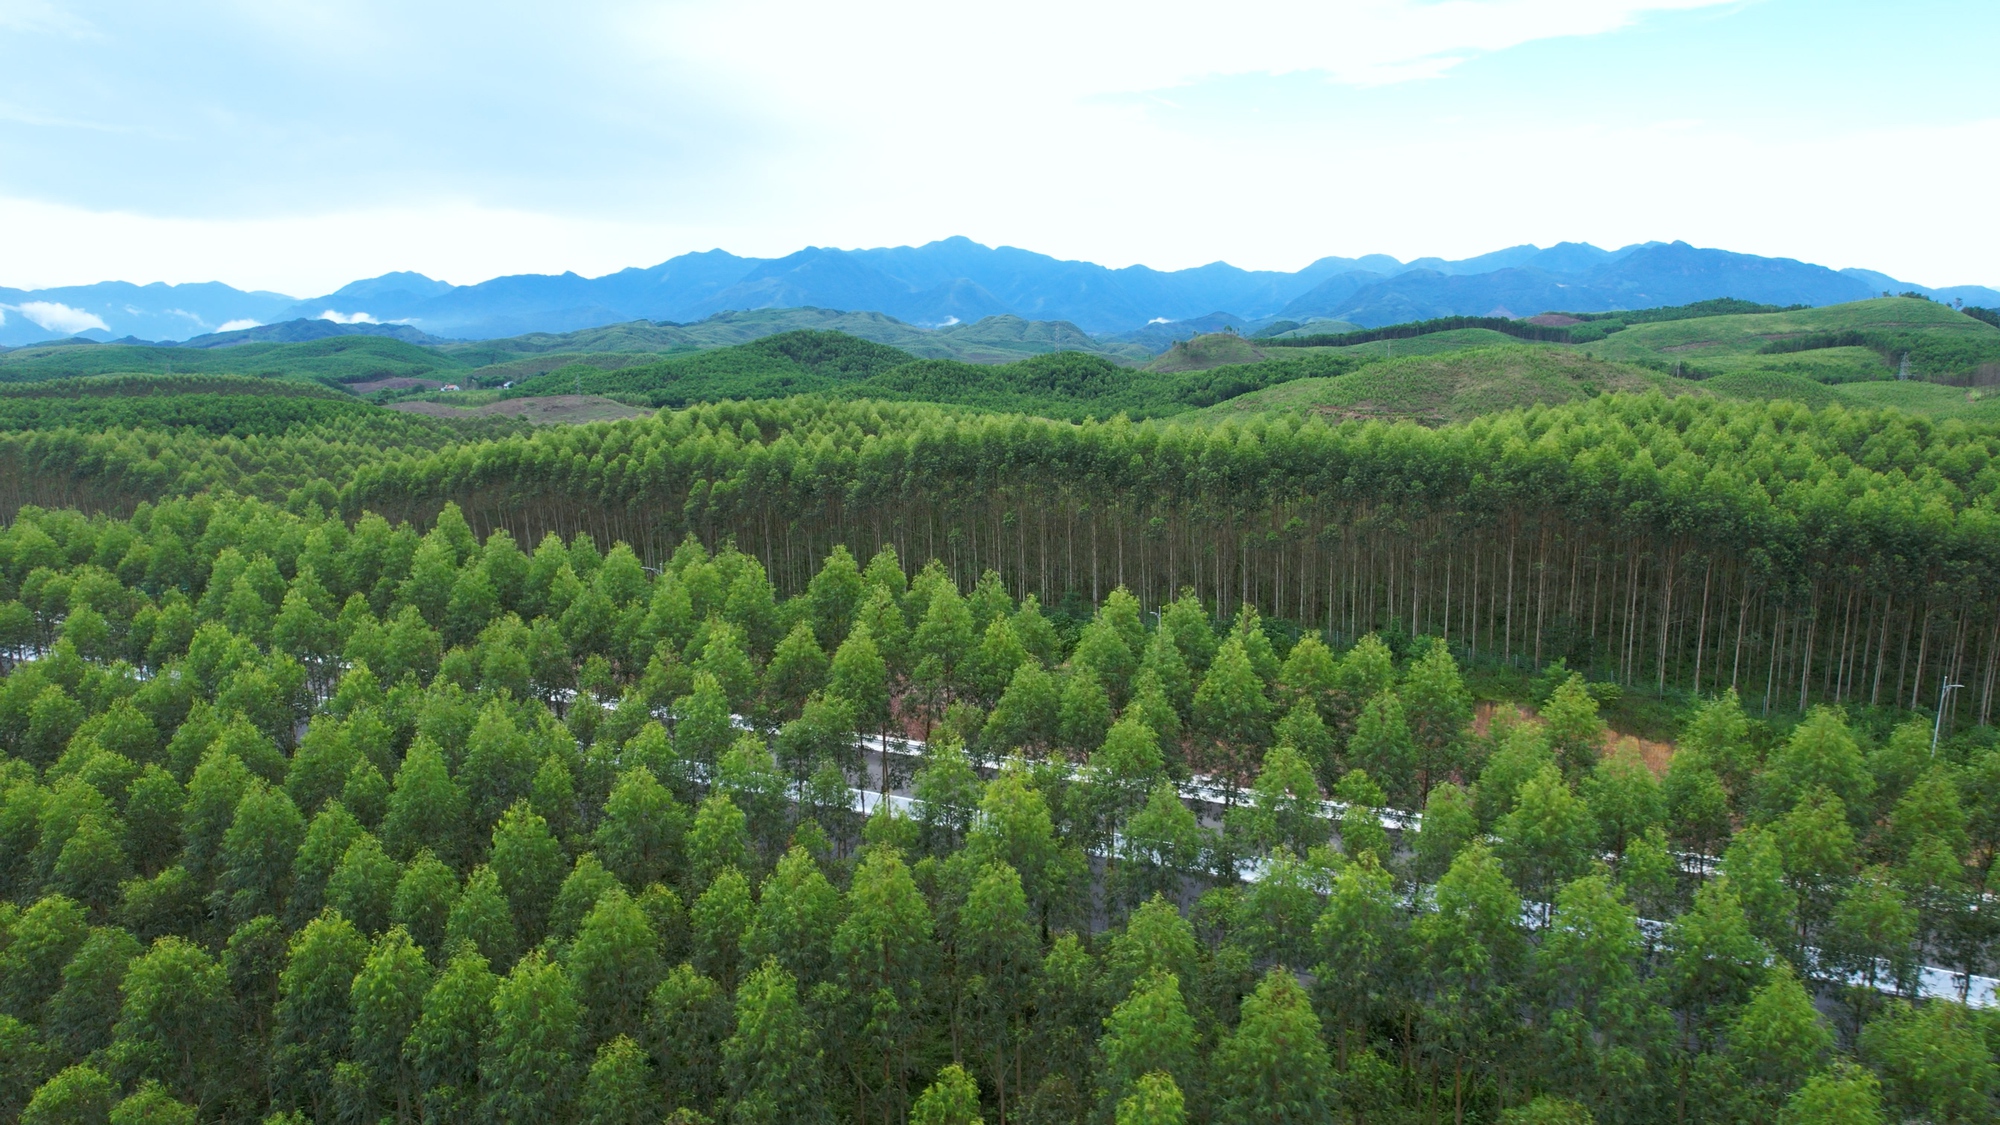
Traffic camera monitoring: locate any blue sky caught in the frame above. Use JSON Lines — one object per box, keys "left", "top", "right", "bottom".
{"left": 1, "top": 0, "right": 1994, "bottom": 294}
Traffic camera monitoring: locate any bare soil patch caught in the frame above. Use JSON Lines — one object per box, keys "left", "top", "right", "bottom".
{"left": 1474, "top": 700, "right": 1676, "bottom": 775}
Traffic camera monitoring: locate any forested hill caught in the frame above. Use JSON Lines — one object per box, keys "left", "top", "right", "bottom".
{"left": 0, "top": 336, "right": 461, "bottom": 388}
{"left": 0, "top": 376, "right": 420, "bottom": 437}
{"left": 8, "top": 298, "right": 1997, "bottom": 430}
{"left": 0, "top": 476, "right": 1996, "bottom": 1124}
{"left": 4, "top": 305, "right": 2000, "bottom": 1123}
{"left": 506, "top": 330, "right": 917, "bottom": 405}
{"left": 436, "top": 309, "right": 1154, "bottom": 366}
{"left": 463, "top": 298, "right": 2000, "bottom": 423}
{"left": 4, "top": 391, "right": 1998, "bottom": 729}
{"left": 1, "top": 308, "right": 1151, "bottom": 369}
{"left": 0, "top": 376, "right": 528, "bottom": 443}
{"left": 0, "top": 312, "right": 1149, "bottom": 393}
{"left": 500, "top": 330, "right": 1366, "bottom": 420}
{"left": 1185, "top": 346, "right": 1687, "bottom": 425}
{"left": 10, "top": 241, "right": 2000, "bottom": 1125}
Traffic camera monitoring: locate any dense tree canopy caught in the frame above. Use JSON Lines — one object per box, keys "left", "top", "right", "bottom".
{"left": 0, "top": 389, "right": 1997, "bottom": 1123}
{"left": 6, "top": 391, "right": 1996, "bottom": 736}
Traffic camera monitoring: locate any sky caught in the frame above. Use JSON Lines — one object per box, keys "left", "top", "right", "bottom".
{"left": 1, "top": 0, "right": 1995, "bottom": 296}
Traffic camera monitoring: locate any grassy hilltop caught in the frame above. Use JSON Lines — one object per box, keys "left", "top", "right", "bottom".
{"left": 1592, "top": 296, "right": 2000, "bottom": 380}
{"left": 1174, "top": 296, "right": 2000, "bottom": 424}
{"left": 1187, "top": 345, "right": 1688, "bottom": 424}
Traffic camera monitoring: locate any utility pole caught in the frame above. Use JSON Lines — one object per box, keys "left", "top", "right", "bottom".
{"left": 1932, "top": 681, "right": 1964, "bottom": 757}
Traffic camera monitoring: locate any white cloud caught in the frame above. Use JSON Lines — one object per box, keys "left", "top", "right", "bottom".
{"left": 0, "top": 102, "right": 122, "bottom": 132}
{"left": 1, "top": 300, "right": 110, "bottom": 334}
{"left": 318, "top": 310, "right": 378, "bottom": 324}
{"left": 216, "top": 319, "right": 262, "bottom": 332}
{"left": 0, "top": 0, "right": 94, "bottom": 36}
{"left": 653, "top": 0, "right": 1730, "bottom": 108}
{"left": 0, "top": 195, "right": 718, "bottom": 294}
{"left": 4, "top": 91, "right": 1999, "bottom": 298}
{"left": 1, "top": 0, "right": 1995, "bottom": 296}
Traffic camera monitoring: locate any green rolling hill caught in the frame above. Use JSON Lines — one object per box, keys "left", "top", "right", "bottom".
{"left": 1291, "top": 326, "right": 1529, "bottom": 361}
{"left": 1259, "top": 318, "right": 1363, "bottom": 338}
{"left": 1145, "top": 333, "right": 1274, "bottom": 372}
{"left": 1704, "top": 369, "right": 2000, "bottom": 422}
{"left": 1833, "top": 380, "right": 2000, "bottom": 422}
{"left": 440, "top": 308, "right": 1148, "bottom": 365}
{"left": 1145, "top": 326, "right": 1528, "bottom": 375}
{"left": 1173, "top": 297, "right": 2000, "bottom": 425}
{"left": 5, "top": 295, "right": 1996, "bottom": 432}
{"left": 0, "top": 307, "right": 1152, "bottom": 398}
{"left": 1185, "top": 345, "right": 1694, "bottom": 425}
{"left": 1591, "top": 296, "right": 2000, "bottom": 381}
{"left": 0, "top": 373, "right": 523, "bottom": 440}
{"left": 1695, "top": 370, "right": 1850, "bottom": 411}
{"left": 500, "top": 330, "right": 916, "bottom": 406}
{"left": 487, "top": 330, "right": 1365, "bottom": 421}
{"left": 0, "top": 335, "right": 465, "bottom": 386}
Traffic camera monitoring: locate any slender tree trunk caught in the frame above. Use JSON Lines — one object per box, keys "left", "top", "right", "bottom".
{"left": 1797, "top": 599, "right": 1817, "bottom": 711}
{"left": 1910, "top": 609, "right": 1931, "bottom": 711}
{"left": 1872, "top": 592, "right": 1892, "bottom": 705}
{"left": 1454, "top": 1054, "right": 1466, "bottom": 1125}
{"left": 1691, "top": 560, "right": 1713, "bottom": 694}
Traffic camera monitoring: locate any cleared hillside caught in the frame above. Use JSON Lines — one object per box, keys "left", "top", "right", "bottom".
{"left": 1836, "top": 380, "right": 2000, "bottom": 421}
{"left": 458, "top": 352, "right": 666, "bottom": 386}
{"left": 1594, "top": 296, "right": 2000, "bottom": 381}
{"left": 1261, "top": 318, "right": 1362, "bottom": 338}
{"left": 1299, "top": 326, "right": 1528, "bottom": 361}
{"left": 1145, "top": 326, "right": 1532, "bottom": 375}
{"left": 1706, "top": 369, "right": 2000, "bottom": 422}
{"left": 1187, "top": 345, "right": 1691, "bottom": 425}
{"left": 389, "top": 394, "right": 651, "bottom": 424}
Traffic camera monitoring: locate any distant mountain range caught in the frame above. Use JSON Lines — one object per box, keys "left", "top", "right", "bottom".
{"left": 4, "top": 236, "right": 1997, "bottom": 348}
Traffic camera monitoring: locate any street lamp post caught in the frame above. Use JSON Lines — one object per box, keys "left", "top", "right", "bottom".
{"left": 1932, "top": 681, "right": 1965, "bottom": 757}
